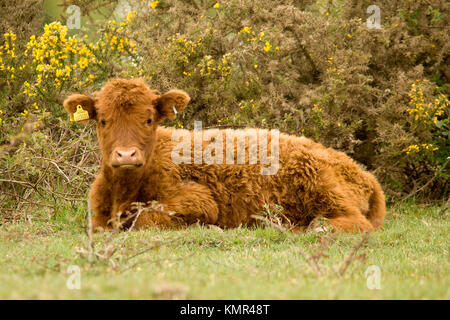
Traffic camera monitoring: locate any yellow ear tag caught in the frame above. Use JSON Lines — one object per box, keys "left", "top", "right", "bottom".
{"left": 72, "top": 105, "right": 90, "bottom": 122}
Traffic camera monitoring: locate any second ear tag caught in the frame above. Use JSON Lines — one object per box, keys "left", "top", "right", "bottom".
{"left": 73, "top": 105, "right": 90, "bottom": 122}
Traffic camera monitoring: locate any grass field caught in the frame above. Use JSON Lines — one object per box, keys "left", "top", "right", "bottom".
{"left": 0, "top": 201, "right": 448, "bottom": 299}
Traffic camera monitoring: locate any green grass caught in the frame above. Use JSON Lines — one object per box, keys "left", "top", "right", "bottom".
{"left": 0, "top": 202, "right": 448, "bottom": 299}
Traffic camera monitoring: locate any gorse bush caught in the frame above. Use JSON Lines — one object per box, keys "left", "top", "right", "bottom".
{"left": 1, "top": 14, "right": 139, "bottom": 122}
{"left": 0, "top": 0, "right": 449, "bottom": 219}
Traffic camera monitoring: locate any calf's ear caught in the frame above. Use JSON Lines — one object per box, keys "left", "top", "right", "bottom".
{"left": 63, "top": 94, "right": 97, "bottom": 124}
{"left": 155, "top": 89, "right": 190, "bottom": 121}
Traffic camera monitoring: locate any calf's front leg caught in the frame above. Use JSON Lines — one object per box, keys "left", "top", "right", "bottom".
{"left": 134, "top": 181, "right": 219, "bottom": 229}
{"left": 88, "top": 176, "right": 113, "bottom": 231}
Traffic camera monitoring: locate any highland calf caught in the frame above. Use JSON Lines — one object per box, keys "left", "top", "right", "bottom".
{"left": 63, "top": 78, "right": 386, "bottom": 232}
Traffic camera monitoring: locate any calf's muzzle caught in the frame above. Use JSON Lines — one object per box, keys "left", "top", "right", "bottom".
{"left": 111, "top": 147, "right": 144, "bottom": 168}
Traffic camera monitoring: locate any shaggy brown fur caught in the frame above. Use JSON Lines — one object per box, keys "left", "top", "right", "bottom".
{"left": 63, "top": 78, "right": 386, "bottom": 232}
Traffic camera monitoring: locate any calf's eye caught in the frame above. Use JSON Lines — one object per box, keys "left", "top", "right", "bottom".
{"left": 101, "top": 120, "right": 106, "bottom": 126}
{"left": 146, "top": 119, "right": 152, "bottom": 125}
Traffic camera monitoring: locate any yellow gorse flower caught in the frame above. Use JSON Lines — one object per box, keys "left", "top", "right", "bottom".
{"left": 24, "top": 22, "right": 100, "bottom": 92}
{"left": 19, "top": 18, "right": 138, "bottom": 95}
{"left": 240, "top": 27, "right": 252, "bottom": 34}
{"left": 197, "top": 53, "right": 232, "bottom": 79}
{"left": 403, "top": 143, "right": 438, "bottom": 155}
{"left": 2, "top": 31, "right": 16, "bottom": 58}
{"left": 407, "top": 81, "right": 449, "bottom": 125}
{"left": 237, "top": 26, "right": 278, "bottom": 54}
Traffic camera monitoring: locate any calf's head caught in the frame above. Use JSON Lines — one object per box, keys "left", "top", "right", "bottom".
{"left": 63, "top": 78, "right": 190, "bottom": 173}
